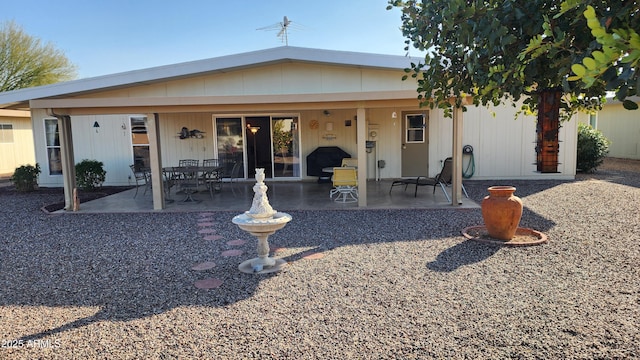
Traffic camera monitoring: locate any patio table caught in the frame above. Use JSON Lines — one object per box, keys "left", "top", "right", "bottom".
{"left": 164, "top": 166, "right": 223, "bottom": 202}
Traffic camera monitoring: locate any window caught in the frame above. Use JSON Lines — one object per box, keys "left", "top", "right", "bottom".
{"left": 406, "top": 114, "right": 426, "bottom": 143}
{"left": 130, "top": 116, "right": 150, "bottom": 170}
{"left": 589, "top": 113, "right": 597, "bottom": 128}
{"left": 0, "top": 124, "right": 13, "bottom": 143}
{"left": 44, "top": 119, "right": 62, "bottom": 175}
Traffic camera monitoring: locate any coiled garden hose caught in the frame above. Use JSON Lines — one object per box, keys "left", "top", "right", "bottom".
{"left": 463, "top": 152, "right": 475, "bottom": 179}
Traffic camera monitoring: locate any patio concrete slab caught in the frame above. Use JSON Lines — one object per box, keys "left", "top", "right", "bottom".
{"left": 65, "top": 180, "right": 480, "bottom": 213}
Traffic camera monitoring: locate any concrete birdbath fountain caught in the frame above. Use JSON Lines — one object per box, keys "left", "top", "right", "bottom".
{"left": 232, "top": 168, "right": 292, "bottom": 274}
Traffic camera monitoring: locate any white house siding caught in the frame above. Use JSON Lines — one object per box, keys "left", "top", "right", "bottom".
{"left": 80, "top": 63, "right": 417, "bottom": 99}
{"left": 596, "top": 102, "right": 640, "bottom": 160}
{"left": 31, "top": 110, "right": 135, "bottom": 187}
{"left": 298, "top": 103, "right": 579, "bottom": 181}
{"left": 27, "top": 60, "right": 581, "bottom": 187}
{"left": 158, "top": 113, "right": 215, "bottom": 166}
{"left": 30, "top": 104, "right": 579, "bottom": 187}
{"left": 457, "top": 104, "right": 580, "bottom": 180}
{"left": 70, "top": 114, "right": 136, "bottom": 186}
{"left": 0, "top": 110, "right": 35, "bottom": 176}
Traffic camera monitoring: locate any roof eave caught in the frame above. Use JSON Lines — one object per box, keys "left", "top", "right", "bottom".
{"left": 0, "top": 46, "right": 423, "bottom": 108}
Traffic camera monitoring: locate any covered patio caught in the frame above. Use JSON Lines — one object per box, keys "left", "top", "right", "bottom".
{"left": 65, "top": 179, "right": 479, "bottom": 213}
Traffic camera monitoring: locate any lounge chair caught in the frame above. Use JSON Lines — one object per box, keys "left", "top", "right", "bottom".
{"left": 389, "top": 157, "right": 469, "bottom": 201}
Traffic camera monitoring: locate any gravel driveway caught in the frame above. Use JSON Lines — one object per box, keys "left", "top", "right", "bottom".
{"left": 1, "top": 159, "right": 638, "bottom": 359}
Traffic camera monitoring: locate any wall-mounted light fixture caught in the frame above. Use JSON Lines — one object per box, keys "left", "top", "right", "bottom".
{"left": 93, "top": 121, "right": 100, "bottom": 133}
{"left": 392, "top": 111, "right": 398, "bottom": 119}
{"left": 323, "top": 110, "right": 331, "bottom": 116}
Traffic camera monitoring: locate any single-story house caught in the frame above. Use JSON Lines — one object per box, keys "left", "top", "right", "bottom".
{"left": 0, "top": 109, "right": 35, "bottom": 176}
{"left": 590, "top": 98, "right": 640, "bottom": 160}
{"left": 0, "top": 46, "right": 585, "bottom": 210}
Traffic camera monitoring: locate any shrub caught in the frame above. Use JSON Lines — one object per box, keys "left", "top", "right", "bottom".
{"left": 75, "top": 159, "right": 106, "bottom": 190}
{"left": 577, "top": 122, "right": 610, "bottom": 173}
{"left": 10, "top": 163, "right": 41, "bottom": 192}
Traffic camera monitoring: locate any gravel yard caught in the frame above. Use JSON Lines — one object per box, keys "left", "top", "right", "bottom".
{"left": 0, "top": 158, "right": 638, "bottom": 359}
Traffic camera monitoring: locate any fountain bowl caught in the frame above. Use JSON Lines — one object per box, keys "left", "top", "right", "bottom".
{"left": 232, "top": 212, "right": 292, "bottom": 234}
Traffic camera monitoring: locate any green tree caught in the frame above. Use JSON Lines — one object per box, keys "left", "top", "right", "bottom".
{"left": 0, "top": 21, "right": 76, "bottom": 92}
{"left": 387, "top": 0, "right": 605, "bottom": 172}
{"left": 535, "top": 1, "right": 640, "bottom": 110}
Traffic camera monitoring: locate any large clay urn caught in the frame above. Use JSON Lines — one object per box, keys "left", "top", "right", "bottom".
{"left": 481, "top": 186, "right": 523, "bottom": 240}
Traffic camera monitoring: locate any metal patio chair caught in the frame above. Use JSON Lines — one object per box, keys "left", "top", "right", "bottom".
{"left": 389, "top": 157, "right": 469, "bottom": 201}
{"left": 202, "top": 158, "right": 222, "bottom": 199}
{"left": 330, "top": 167, "right": 358, "bottom": 203}
{"left": 129, "top": 164, "right": 150, "bottom": 198}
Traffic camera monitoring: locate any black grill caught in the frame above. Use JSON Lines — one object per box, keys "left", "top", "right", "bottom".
{"left": 306, "top": 146, "right": 351, "bottom": 181}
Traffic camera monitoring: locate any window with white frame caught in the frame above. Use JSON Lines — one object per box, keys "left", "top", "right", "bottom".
{"left": 405, "top": 114, "right": 426, "bottom": 143}
{"left": 44, "top": 119, "right": 62, "bottom": 175}
{"left": 589, "top": 113, "right": 597, "bottom": 128}
{"left": 130, "top": 116, "right": 150, "bottom": 170}
{"left": 0, "top": 124, "right": 13, "bottom": 143}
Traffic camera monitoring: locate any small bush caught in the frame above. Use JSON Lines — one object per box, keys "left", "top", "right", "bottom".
{"left": 10, "top": 163, "right": 41, "bottom": 192}
{"left": 577, "top": 122, "right": 610, "bottom": 173}
{"left": 75, "top": 159, "right": 106, "bottom": 190}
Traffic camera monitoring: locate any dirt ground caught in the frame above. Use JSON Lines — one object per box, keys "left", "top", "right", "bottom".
{"left": 597, "top": 157, "right": 640, "bottom": 173}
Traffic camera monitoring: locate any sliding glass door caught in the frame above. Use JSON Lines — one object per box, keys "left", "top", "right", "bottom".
{"left": 272, "top": 116, "right": 300, "bottom": 178}
{"left": 215, "top": 117, "right": 245, "bottom": 179}
{"left": 213, "top": 114, "right": 300, "bottom": 180}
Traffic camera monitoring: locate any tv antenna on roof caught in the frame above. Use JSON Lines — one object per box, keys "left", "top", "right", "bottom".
{"left": 257, "top": 16, "right": 301, "bottom": 46}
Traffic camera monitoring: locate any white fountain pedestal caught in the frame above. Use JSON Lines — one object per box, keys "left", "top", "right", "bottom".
{"left": 232, "top": 212, "right": 292, "bottom": 274}
{"left": 232, "top": 168, "right": 292, "bottom": 274}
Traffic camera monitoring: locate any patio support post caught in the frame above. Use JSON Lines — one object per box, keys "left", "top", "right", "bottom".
{"left": 57, "top": 115, "right": 76, "bottom": 210}
{"left": 147, "top": 113, "right": 165, "bottom": 210}
{"left": 452, "top": 107, "right": 463, "bottom": 205}
{"left": 356, "top": 107, "right": 367, "bottom": 207}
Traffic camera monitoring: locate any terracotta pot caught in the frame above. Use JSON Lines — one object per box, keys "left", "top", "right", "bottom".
{"left": 481, "top": 186, "right": 523, "bottom": 240}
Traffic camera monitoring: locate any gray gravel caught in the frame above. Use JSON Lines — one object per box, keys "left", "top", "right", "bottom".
{"left": 1, "top": 166, "right": 639, "bottom": 359}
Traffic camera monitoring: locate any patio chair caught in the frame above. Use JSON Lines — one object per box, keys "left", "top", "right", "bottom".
{"left": 177, "top": 166, "right": 200, "bottom": 202}
{"left": 176, "top": 159, "right": 200, "bottom": 182}
{"left": 162, "top": 167, "right": 178, "bottom": 198}
{"left": 178, "top": 159, "right": 199, "bottom": 167}
{"left": 202, "top": 159, "right": 222, "bottom": 198}
{"left": 225, "top": 161, "right": 243, "bottom": 182}
{"left": 389, "top": 157, "right": 469, "bottom": 201}
{"left": 203, "top": 159, "right": 219, "bottom": 167}
{"left": 129, "top": 164, "right": 150, "bottom": 198}
{"left": 341, "top": 158, "right": 358, "bottom": 167}
{"left": 330, "top": 167, "right": 358, "bottom": 203}
{"left": 229, "top": 161, "right": 244, "bottom": 189}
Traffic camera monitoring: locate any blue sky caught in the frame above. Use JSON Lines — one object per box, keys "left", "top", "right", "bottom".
{"left": 3, "top": 0, "right": 417, "bottom": 79}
